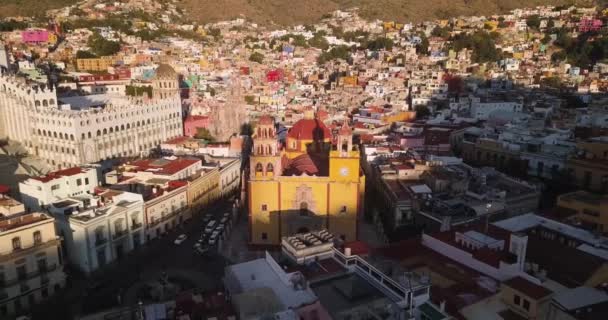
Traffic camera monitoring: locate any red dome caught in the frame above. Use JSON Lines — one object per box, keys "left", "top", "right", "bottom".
{"left": 288, "top": 154, "right": 319, "bottom": 175}
{"left": 287, "top": 118, "right": 331, "bottom": 141}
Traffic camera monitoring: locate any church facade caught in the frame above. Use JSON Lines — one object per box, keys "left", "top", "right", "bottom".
{"left": 248, "top": 112, "right": 365, "bottom": 245}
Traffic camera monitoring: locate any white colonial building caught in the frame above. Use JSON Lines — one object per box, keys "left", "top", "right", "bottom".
{"left": 218, "top": 158, "right": 241, "bottom": 198}
{"left": 48, "top": 190, "right": 145, "bottom": 274}
{"left": 0, "top": 64, "right": 183, "bottom": 169}
{"left": 469, "top": 96, "right": 524, "bottom": 120}
{"left": 19, "top": 166, "right": 100, "bottom": 212}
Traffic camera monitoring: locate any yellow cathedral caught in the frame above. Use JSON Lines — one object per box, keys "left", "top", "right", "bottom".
{"left": 247, "top": 111, "right": 365, "bottom": 245}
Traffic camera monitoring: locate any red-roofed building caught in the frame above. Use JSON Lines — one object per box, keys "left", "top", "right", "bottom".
{"left": 105, "top": 157, "right": 205, "bottom": 240}
{"left": 115, "top": 157, "right": 202, "bottom": 181}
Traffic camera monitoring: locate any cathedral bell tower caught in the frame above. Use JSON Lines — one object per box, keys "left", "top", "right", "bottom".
{"left": 330, "top": 119, "right": 357, "bottom": 182}
{"left": 337, "top": 119, "right": 353, "bottom": 155}
{"left": 250, "top": 115, "right": 280, "bottom": 178}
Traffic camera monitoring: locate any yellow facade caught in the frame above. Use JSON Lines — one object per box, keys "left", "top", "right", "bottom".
{"left": 187, "top": 168, "right": 221, "bottom": 211}
{"left": 0, "top": 196, "right": 65, "bottom": 315}
{"left": 248, "top": 116, "right": 365, "bottom": 245}
{"left": 484, "top": 21, "right": 498, "bottom": 31}
{"left": 339, "top": 76, "right": 358, "bottom": 87}
{"left": 48, "top": 33, "right": 58, "bottom": 45}
{"left": 558, "top": 191, "right": 608, "bottom": 233}
{"left": 76, "top": 56, "right": 118, "bottom": 72}
{"left": 382, "top": 110, "right": 417, "bottom": 125}
{"left": 567, "top": 140, "right": 608, "bottom": 193}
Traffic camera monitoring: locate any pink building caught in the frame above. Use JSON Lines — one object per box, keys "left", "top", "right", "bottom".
{"left": 184, "top": 115, "right": 210, "bottom": 137}
{"left": 21, "top": 29, "right": 50, "bottom": 44}
{"left": 579, "top": 19, "right": 603, "bottom": 33}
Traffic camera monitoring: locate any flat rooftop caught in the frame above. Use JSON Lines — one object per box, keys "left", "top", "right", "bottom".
{"left": 0, "top": 212, "right": 50, "bottom": 232}
{"left": 225, "top": 255, "right": 317, "bottom": 309}
{"left": 58, "top": 94, "right": 128, "bottom": 110}
{"left": 463, "top": 231, "right": 501, "bottom": 247}
{"left": 127, "top": 157, "right": 200, "bottom": 176}
{"left": 493, "top": 213, "right": 608, "bottom": 249}
{"left": 0, "top": 196, "right": 22, "bottom": 208}
{"left": 560, "top": 190, "right": 608, "bottom": 206}
{"left": 310, "top": 274, "right": 389, "bottom": 318}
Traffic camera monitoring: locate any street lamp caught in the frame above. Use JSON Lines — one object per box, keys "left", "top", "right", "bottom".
{"left": 484, "top": 203, "right": 492, "bottom": 234}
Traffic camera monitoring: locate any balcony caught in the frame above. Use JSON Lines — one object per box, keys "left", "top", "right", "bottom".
{"left": 113, "top": 230, "right": 127, "bottom": 240}
{"left": 1, "top": 264, "right": 58, "bottom": 288}
{"left": 0, "top": 238, "right": 61, "bottom": 263}
{"left": 155, "top": 208, "right": 189, "bottom": 224}
{"left": 131, "top": 222, "right": 143, "bottom": 230}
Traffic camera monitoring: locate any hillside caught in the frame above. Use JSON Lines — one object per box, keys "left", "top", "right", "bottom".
{"left": 0, "top": 0, "right": 76, "bottom": 18}
{"left": 179, "top": 0, "right": 593, "bottom": 26}
{"left": 0, "top": 0, "right": 597, "bottom": 25}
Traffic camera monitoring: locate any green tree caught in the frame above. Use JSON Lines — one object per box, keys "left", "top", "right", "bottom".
{"left": 0, "top": 19, "right": 28, "bottom": 31}
{"left": 363, "top": 37, "right": 394, "bottom": 50}
{"left": 207, "top": 28, "right": 221, "bottom": 39}
{"left": 195, "top": 128, "right": 216, "bottom": 141}
{"left": 416, "top": 34, "right": 429, "bottom": 54}
{"left": 526, "top": 15, "right": 541, "bottom": 30}
{"left": 125, "top": 85, "right": 153, "bottom": 98}
{"left": 244, "top": 95, "right": 257, "bottom": 105}
{"left": 308, "top": 34, "right": 329, "bottom": 50}
{"left": 76, "top": 50, "right": 97, "bottom": 59}
{"left": 431, "top": 26, "right": 450, "bottom": 38}
{"left": 415, "top": 105, "right": 431, "bottom": 118}
{"left": 249, "top": 52, "right": 264, "bottom": 63}
{"left": 317, "top": 45, "right": 352, "bottom": 64}
{"left": 551, "top": 50, "right": 567, "bottom": 62}
{"left": 450, "top": 31, "right": 501, "bottom": 63}
{"left": 280, "top": 34, "right": 308, "bottom": 47}
{"left": 87, "top": 33, "right": 120, "bottom": 56}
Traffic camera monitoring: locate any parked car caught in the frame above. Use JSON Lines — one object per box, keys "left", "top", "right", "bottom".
{"left": 174, "top": 234, "right": 187, "bottom": 245}
{"left": 202, "top": 214, "right": 213, "bottom": 225}
{"left": 216, "top": 223, "right": 225, "bottom": 234}
{"left": 204, "top": 220, "right": 217, "bottom": 233}
{"left": 209, "top": 231, "right": 220, "bottom": 245}
{"left": 195, "top": 245, "right": 209, "bottom": 255}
